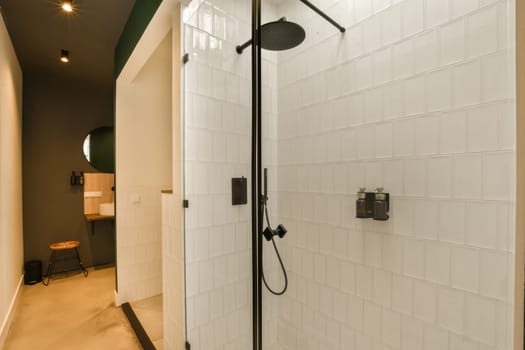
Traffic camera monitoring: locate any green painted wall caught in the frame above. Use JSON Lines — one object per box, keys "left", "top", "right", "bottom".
{"left": 114, "top": 0, "right": 163, "bottom": 78}
{"left": 89, "top": 127, "right": 115, "bottom": 172}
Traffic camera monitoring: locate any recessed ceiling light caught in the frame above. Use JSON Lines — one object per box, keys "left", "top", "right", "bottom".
{"left": 62, "top": 1, "right": 73, "bottom": 13}
{"left": 60, "top": 49, "right": 70, "bottom": 63}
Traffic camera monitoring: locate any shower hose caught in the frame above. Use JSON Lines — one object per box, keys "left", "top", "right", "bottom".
{"left": 261, "top": 202, "right": 288, "bottom": 295}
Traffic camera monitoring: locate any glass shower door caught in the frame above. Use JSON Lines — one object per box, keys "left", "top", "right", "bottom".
{"left": 182, "top": 1, "right": 253, "bottom": 349}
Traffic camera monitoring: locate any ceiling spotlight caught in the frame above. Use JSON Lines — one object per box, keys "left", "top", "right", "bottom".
{"left": 60, "top": 49, "right": 70, "bottom": 63}
{"left": 62, "top": 1, "right": 74, "bottom": 13}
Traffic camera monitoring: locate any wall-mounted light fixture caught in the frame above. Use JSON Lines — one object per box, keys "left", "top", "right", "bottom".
{"left": 60, "top": 49, "right": 70, "bottom": 63}
{"left": 62, "top": 1, "right": 74, "bottom": 13}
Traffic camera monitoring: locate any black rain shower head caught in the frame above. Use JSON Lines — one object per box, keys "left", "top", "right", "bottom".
{"left": 236, "top": 0, "right": 346, "bottom": 55}
{"left": 236, "top": 18, "right": 305, "bottom": 54}
{"left": 260, "top": 18, "right": 305, "bottom": 51}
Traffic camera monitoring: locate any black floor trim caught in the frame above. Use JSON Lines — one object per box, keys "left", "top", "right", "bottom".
{"left": 121, "top": 302, "right": 156, "bottom": 350}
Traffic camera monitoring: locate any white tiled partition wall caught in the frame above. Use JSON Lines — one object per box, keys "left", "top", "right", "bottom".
{"left": 162, "top": 192, "right": 185, "bottom": 350}
{"left": 272, "top": 0, "right": 516, "bottom": 349}
{"left": 182, "top": 0, "right": 254, "bottom": 348}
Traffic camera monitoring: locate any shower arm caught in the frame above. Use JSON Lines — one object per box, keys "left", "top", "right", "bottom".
{"left": 236, "top": 1, "right": 345, "bottom": 54}
{"left": 298, "top": 0, "right": 345, "bottom": 33}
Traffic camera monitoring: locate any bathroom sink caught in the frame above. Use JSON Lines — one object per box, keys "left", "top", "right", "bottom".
{"left": 99, "top": 202, "right": 115, "bottom": 216}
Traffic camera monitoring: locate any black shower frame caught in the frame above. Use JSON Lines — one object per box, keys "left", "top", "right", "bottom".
{"left": 250, "top": 0, "right": 261, "bottom": 349}
{"left": 250, "top": 1, "right": 345, "bottom": 350}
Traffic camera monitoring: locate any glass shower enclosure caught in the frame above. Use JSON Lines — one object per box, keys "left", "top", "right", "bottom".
{"left": 181, "top": 0, "right": 516, "bottom": 349}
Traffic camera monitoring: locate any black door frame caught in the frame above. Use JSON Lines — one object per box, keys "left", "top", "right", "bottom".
{"left": 250, "top": 0, "right": 262, "bottom": 349}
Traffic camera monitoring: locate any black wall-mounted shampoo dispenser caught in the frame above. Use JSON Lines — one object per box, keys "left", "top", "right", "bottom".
{"left": 356, "top": 188, "right": 374, "bottom": 218}
{"left": 70, "top": 171, "right": 84, "bottom": 186}
{"left": 373, "top": 188, "right": 389, "bottom": 221}
{"left": 356, "top": 187, "right": 390, "bottom": 221}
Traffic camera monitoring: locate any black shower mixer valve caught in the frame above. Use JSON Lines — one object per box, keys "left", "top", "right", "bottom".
{"left": 263, "top": 224, "right": 288, "bottom": 241}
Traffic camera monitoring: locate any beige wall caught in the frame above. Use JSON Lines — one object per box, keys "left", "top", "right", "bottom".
{"left": 515, "top": 1, "right": 524, "bottom": 348}
{"left": 116, "top": 30, "right": 173, "bottom": 303}
{"left": 0, "top": 15, "right": 24, "bottom": 347}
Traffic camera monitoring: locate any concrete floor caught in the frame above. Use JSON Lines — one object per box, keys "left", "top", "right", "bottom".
{"left": 131, "top": 294, "right": 163, "bottom": 349}
{"left": 3, "top": 266, "right": 141, "bottom": 350}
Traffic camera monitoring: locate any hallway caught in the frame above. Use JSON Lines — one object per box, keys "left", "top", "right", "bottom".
{"left": 3, "top": 267, "right": 140, "bottom": 350}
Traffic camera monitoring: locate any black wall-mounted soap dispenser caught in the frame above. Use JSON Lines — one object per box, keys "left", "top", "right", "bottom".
{"left": 373, "top": 187, "right": 389, "bottom": 221}
{"left": 356, "top": 187, "right": 390, "bottom": 220}
{"left": 70, "top": 171, "right": 84, "bottom": 186}
{"left": 356, "top": 188, "right": 368, "bottom": 218}
{"left": 356, "top": 188, "right": 375, "bottom": 218}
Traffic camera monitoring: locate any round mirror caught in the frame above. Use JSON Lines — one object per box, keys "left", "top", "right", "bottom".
{"left": 82, "top": 127, "right": 115, "bottom": 172}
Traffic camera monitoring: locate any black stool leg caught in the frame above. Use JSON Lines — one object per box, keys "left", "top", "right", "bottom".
{"left": 74, "top": 247, "right": 88, "bottom": 277}
{"left": 42, "top": 251, "right": 56, "bottom": 286}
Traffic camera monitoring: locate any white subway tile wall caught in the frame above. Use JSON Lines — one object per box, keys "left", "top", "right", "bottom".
{"left": 272, "top": 0, "right": 515, "bottom": 349}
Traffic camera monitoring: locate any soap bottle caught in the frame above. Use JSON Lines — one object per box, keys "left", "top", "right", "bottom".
{"left": 356, "top": 188, "right": 368, "bottom": 218}
{"left": 79, "top": 171, "right": 84, "bottom": 185}
{"left": 374, "top": 187, "right": 389, "bottom": 221}
{"left": 71, "top": 171, "right": 76, "bottom": 185}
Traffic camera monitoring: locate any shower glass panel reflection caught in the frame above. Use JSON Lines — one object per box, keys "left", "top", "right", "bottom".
{"left": 183, "top": 1, "right": 253, "bottom": 349}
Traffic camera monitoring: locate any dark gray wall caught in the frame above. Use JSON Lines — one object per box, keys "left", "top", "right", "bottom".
{"left": 22, "top": 74, "right": 115, "bottom": 272}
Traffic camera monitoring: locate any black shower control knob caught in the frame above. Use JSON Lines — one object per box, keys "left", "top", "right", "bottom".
{"left": 276, "top": 224, "right": 287, "bottom": 238}
{"left": 263, "top": 227, "right": 274, "bottom": 241}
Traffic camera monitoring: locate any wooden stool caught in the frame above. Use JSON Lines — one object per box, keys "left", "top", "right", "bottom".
{"left": 42, "top": 240, "right": 88, "bottom": 286}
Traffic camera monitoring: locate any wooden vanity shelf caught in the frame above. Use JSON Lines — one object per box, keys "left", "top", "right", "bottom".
{"left": 85, "top": 214, "right": 114, "bottom": 235}
{"left": 85, "top": 213, "right": 114, "bottom": 221}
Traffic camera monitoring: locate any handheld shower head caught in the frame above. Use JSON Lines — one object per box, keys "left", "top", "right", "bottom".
{"left": 260, "top": 168, "right": 288, "bottom": 296}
